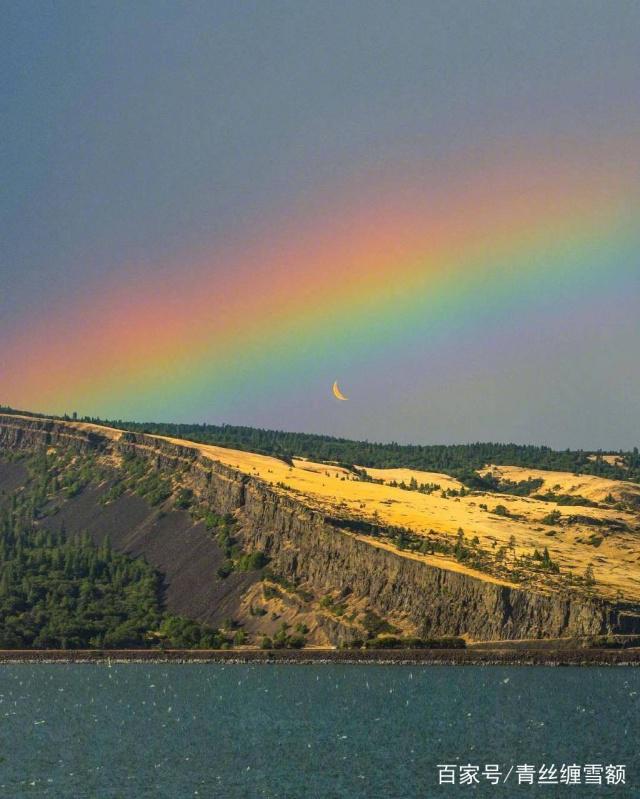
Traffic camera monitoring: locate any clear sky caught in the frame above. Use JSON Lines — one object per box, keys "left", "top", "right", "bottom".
{"left": 2, "top": 1, "right": 639, "bottom": 448}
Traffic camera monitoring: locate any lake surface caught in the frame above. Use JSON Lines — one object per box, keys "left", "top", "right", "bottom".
{"left": 0, "top": 665, "right": 637, "bottom": 798}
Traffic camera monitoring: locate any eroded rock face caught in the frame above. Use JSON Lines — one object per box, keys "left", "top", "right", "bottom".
{"left": 221, "top": 480, "right": 633, "bottom": 640}
{"left": 2, "top": 413, "right": 639, "bottom": 642}
{"left": 0, "top": 415, "right": 106, "bottom": 452}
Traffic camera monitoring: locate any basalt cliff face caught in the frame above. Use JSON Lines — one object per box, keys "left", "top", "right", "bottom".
{"left": 1, "top": 413, "right": 639, "bottom": 642}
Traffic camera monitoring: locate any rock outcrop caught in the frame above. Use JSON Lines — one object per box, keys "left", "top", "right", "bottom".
{"left": 2, "top": 413, "right": 639, "bottom": 641}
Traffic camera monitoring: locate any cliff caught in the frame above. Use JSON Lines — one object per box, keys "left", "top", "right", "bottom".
{"left": 2, "top": 413, "right": 639, "bottom": 642}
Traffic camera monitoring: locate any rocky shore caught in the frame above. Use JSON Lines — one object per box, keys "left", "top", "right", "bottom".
{"left": 1, "top": 648, "right": 639, "bottom": 666}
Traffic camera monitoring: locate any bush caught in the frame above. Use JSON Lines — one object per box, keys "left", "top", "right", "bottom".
{"left": 262, "top": 584, "right": 282, "bottom": 600}
{"left": 204, "top": 511, "right": 225, "bottom": 530}
{"left": 174, "top": 488, "right": 193, "bottom": 510}
{"left": 236, "top": 551, "right": 269, "bottom": 572}
{"left": 216, "top": 560, "right": 234, "bottom": 579}
{"left": 146, "top": 485, "right": 171, "bottom": 506}
{"left": 157, "top": 615, "right": 227, "bottom": 649}
{"left": 361, "top": 610, "right": 397, "bottom": 637}
{"left": 64, "top": 482, "right": 82, "bottom": 499}
{"left": 100, "top": 482, "right": 125, "bottom": 505}
{"left": 320, "top": 596, "right": 347, "bottom": 616}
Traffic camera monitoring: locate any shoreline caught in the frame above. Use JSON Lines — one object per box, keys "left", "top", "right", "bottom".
{"left": 1, "top": 648, "right": 639, "bottom": 666}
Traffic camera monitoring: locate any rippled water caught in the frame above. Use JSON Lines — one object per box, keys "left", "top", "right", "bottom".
{"left": 0, "top": 665, "right": 637, "bottom": 798}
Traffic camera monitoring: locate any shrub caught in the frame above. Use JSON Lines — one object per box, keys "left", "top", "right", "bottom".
{"left": 492, "top": 504, "right": 510, "bottom": 517}
{"left": 174, "top": 488, "right": 193, "bottom": 510}
{"left": 236, "top": 551, "right": 269, "bottom": 572}
{"left": 216, "top": 560, "right": 234, "bottom": 579}
{"left": 262, "top": 584, "right": 282, "bottom": 600}
{"left": 361, "top": 610, "right": 396, "bottom": 637}
{"left": 584, "top": 565, "right": 596, "bottom": 585}
{"left": 204, "top": 511, "right": 224, "bottom": 530}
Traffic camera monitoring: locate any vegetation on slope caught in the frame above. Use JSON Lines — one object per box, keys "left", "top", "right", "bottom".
{"left": 0, "top": 450, "right": 234, "bottom": 649}
{"left": 2, "top": 406, "right": 638, "bottom": 483}
{"left": 98, "top": 418, "right": 640, "bottom": 484}
{"left": 3, "top": 409, "right": 640, "bottom": 622}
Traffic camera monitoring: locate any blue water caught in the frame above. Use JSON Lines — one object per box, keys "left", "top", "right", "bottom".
{"left": 0, "top": 665, "right": 637, "bottom": 798}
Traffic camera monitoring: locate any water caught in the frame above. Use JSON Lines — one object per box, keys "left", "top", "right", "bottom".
{"left": 0, "top": 665, "right": 637, "bottom": 798}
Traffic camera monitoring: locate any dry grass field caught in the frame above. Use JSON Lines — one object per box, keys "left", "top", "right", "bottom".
{"left": 7, "top": 415, "right": 638, "bottom": 604}
{"left": 155, "top": 435, "right": 640, "bottom": 603}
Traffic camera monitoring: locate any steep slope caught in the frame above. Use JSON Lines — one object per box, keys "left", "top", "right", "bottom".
{"left": 175, "top": 441, "right": 640, "bottom": 602}
{"left": 1, "top": 412, "right": 639, "bottom": 643}
{"left": 38, "top": 485, "right": 259, "bottom": 626}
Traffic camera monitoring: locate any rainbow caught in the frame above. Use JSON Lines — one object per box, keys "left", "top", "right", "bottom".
{"left": 4, "top": 144, "right": 639, "bottom": 422}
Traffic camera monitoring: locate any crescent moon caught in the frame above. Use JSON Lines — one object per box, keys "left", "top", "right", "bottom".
{"left": 332, "top": 380, "right": 349, "bottom": 401}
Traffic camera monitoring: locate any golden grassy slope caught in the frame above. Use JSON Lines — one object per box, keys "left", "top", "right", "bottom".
{"left": 154, "top": 436, "right": 640, "bottom": 602}
{"left": 11, "top": 415, "right": 637, "bottom": 602}
{"left": 479, "top": 464, "right": 640, "bottom": 503}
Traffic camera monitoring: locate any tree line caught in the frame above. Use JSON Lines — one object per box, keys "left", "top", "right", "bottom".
{"left": 3, "top": 406, "right": 638, "bottom": 483}
{"left": 96, "top": 418, "right": 640, "bottom": 484}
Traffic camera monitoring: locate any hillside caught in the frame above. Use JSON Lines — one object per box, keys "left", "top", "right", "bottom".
{"left": 1, "top": 412, "right": 640, "bottom": 648}
{"left": 80, "top": 421, "right": 640, "bottom": 484}
{"left": 3, "top": 407, "right": 639, "bottom": 482}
